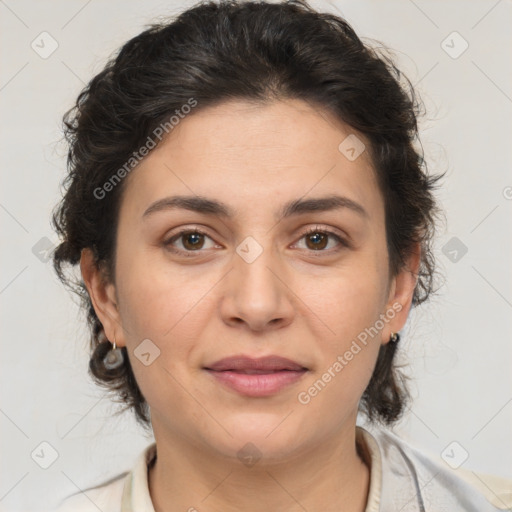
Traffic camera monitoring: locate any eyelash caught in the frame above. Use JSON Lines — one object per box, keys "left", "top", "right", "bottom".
{"left": 163, "top": 225, "right": 349, "bottom": 258}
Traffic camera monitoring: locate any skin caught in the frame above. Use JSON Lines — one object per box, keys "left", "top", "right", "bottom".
{"left": 81, "top": 98, "right": 420, "bottom": 512}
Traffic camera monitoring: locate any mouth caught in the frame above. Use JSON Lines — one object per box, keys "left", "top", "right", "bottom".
{"left": 212, "top": 369, "right": 300, "bottom": 374}
{"left": 204, "top": 354, "right": 307, "bottom": 372}
{"left": 203, "top": 355, "right": 308, "bottom": 397}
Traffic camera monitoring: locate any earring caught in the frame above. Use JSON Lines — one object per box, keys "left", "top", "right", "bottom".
{"left": 390, "top": 332, "right": 400, "bottom": 343}
{"left": 103, "top": 334, "right": 125, "bottom": 370}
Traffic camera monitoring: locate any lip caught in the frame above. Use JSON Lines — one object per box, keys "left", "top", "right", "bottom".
{"left": 204, "top": 355, "right": 307, "bottom": 372}
{"left": 204, "top": 355, "right": 308, "bottom": 397}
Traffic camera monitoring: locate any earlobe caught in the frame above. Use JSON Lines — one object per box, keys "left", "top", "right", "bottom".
{"left": 80, "top": 248, "right": 124, "bottom": 347}
{"left": 382, "top": 242, "right": 421, "bottom": 343}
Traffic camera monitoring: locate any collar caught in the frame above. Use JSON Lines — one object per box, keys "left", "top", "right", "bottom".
{"left": 121, "top": 426, "right": 381, "bottom": 512}
{"left": 120, "top": 425, "right": 510, "bottom": 511}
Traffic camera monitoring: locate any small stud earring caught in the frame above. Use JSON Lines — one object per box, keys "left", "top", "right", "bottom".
{"left": 390, "top": 332, "right": 400, "bottom": 343}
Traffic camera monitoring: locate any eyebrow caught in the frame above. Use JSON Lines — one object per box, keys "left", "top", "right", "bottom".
{"left": 142, "top": 194, "right": 369, "bottom": 221}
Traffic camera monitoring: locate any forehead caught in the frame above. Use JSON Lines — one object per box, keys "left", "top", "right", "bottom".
{"left": 119, "top": 98, "right": 383, "bottom": 224}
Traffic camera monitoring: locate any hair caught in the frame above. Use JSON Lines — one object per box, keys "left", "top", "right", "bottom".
{"left": 51, "top": 0, "right": 446, "bottom": 431}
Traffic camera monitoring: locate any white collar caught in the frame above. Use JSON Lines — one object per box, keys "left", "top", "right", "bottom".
{"left": 120, "top": 426, "right": 511, "bottom": 511}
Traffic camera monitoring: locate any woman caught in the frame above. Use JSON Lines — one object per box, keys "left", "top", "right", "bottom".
{"left": 51, "top": 0, "right": 511, "bottom": 510}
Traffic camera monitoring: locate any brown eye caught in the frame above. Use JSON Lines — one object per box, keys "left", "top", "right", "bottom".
{"left": 305, "top": 231, "right": 329, "bottom": 250}
{"left": 164, "top": 228, "right": 217, "bottom": 256}
{"left": 294, "top": 226, "right": 349, "bottom": 254}
{"left": 181, "top": 232, "right": 205, "bottom": 250}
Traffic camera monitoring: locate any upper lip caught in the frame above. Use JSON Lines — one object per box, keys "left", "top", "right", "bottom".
{"left": 204, "top": 355, "right": 307, "bottom": 372}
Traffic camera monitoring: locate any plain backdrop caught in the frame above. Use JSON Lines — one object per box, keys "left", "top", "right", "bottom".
{"left": 1, "top": 0, "right": 511, "bottom": 510}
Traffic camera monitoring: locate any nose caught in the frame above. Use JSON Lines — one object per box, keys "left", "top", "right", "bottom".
{"left": 220, "top": 241, "right": 295, "bottom": 332}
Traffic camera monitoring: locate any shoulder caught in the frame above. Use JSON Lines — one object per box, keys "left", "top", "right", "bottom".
{"left": 52, "top": 471, "right": 128, "bottom": 512}
{"left": 358, "top": 426, "right": 512, "bottom": 511}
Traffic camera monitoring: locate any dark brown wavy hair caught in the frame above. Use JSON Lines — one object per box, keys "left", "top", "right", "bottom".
{"left": 51, "top": 0, "right": 445, "bottom": 431}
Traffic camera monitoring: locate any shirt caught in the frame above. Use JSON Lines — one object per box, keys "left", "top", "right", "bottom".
{"left": 53, "top": 426, "right": 512, "bottom": 511}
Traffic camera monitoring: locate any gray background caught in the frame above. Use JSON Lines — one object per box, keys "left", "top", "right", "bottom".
{"left": 1, "top": 0, "right": 511, "bottom": 510}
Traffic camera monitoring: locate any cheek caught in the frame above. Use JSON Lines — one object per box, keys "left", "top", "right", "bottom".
{"left": 301, "top": 254, "right": 388, "bottom": 341}
{"left": 296, "top": 280, "right": 383, "bottom": 422}
{"left": 296, "top": 347, "right": 378, "bottom": 432}
{"left": 293, "top": 257, "right": 387, "bottom": 408}
{"left": 114, "top": 246, "right": 222, "bottom": 387}
{"left": 115, "top": 242, "right": 206, "bottom": 338}
{"left": 114, "top": 252, "right": 208, "bottom": 414}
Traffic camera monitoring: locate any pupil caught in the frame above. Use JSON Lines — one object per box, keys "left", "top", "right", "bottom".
{"left": 185, "top": 233, "right": 203, "bottom": 249}
{"left": 308, "top": 232, "right": 327, "bottom": 250}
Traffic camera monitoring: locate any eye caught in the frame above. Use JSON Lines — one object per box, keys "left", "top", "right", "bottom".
{"left": 294, "top": 226, "right": 349, "bottom": 253}
{"left": 163, "top": 225, "right": 350, "bottom": 257}
{"left": 163, "top": 228, "right": 217, "bottom": 256}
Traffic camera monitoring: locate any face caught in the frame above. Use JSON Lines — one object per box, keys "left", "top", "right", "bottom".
{"left": 82, "top": 98, "right": 418, "bottom": 461}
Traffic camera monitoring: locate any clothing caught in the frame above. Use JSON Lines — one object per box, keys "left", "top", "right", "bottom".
{"left": 53, "top": 426, "right": 512, "bottom": 511}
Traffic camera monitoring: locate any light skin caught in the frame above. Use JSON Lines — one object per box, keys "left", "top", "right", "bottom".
{"left": 81, "top": 98, "right": 420, "bottom": 512}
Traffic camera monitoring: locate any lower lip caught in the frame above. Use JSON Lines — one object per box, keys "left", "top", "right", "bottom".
{"left": 205, "top": 369, "right": 307, "bottom": 397}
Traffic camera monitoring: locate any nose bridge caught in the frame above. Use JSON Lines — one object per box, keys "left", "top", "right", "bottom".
{"left": 233, "top": 234, "right": 281, "bottom": 300}
{"left": 222, "top": 233, "right": 294, "bottom": 329}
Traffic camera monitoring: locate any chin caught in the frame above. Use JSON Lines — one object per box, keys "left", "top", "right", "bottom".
{"left": 202, "top": 412, "right": 309, "bottom": 462}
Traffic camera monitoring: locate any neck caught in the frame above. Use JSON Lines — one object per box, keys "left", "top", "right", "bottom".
{"left": 148, "top": 423, "right": 371, "bottom": 512}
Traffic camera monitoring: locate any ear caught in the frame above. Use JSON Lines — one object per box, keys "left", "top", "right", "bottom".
{"left": 381, "top": 241, "right": 421, "bottom": 344}
{"left": 80, "top": 248, "right": 126, "bottom": 347}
